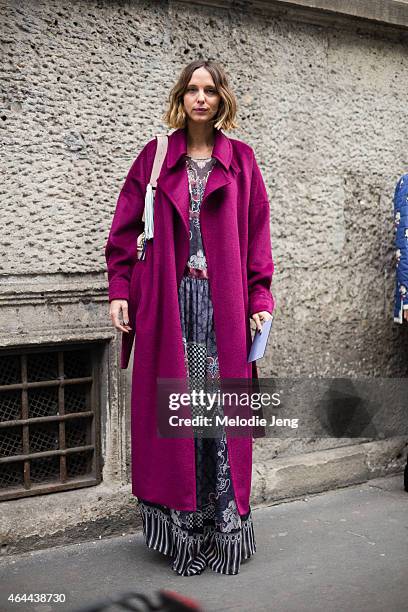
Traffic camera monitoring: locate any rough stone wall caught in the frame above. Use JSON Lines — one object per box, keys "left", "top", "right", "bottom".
{"left": 2, "top": 0, "right": 408, "bottom": 471}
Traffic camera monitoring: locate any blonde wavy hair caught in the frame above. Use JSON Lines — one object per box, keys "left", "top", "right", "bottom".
{"left": 162, "top": 60, "right": 238, "bottom": 131}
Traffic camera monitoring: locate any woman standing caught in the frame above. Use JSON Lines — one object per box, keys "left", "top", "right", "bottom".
{"left": 105, "top": 60, "right": 275, "bottom": 575}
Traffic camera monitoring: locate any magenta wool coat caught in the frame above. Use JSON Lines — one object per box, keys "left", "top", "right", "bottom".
{"left": 105, "top": 126, "right": 275, "bottom": 515}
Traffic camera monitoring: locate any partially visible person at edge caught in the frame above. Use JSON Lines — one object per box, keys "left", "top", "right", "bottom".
{"left": 393, "top": 173, "right": 408, "bottom": 492}
{"left": 105, "top": 59, "right": 275, "bottom": 576}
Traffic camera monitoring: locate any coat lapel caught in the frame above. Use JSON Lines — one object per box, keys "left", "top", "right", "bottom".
{"left": 156, "top": 126, "right": 240, "bottom": 236}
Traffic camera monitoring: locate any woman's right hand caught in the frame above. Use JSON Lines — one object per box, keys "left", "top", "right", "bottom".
{"left": 109, "top": 299, "right": 132, "bottom": 333}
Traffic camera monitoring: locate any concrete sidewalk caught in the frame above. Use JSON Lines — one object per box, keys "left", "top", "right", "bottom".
{"left": 0, "top": 474, "right": 407, "bottom": 612}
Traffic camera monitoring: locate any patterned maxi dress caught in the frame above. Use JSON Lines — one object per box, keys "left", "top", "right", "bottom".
{"left": 137, "top": 155, "right": 256, "bottom": 576}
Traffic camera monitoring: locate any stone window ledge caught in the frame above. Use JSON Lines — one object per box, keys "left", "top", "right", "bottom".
{"left": 179, "top": 0, "right": 408, "bottom": 31}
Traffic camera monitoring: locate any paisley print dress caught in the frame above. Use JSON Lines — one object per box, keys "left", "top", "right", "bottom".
{"left": 137, "top": 155, "right": 256, "bottom": 576}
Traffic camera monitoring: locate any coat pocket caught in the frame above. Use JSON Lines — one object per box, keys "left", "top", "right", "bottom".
{"left": 128, "top": 260, "right": 146, "bottom": 327}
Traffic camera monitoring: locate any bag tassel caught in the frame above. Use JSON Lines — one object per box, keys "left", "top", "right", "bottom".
{"left": 144, "top": 183, "right": 155, "bottom": 240}
{"left": 139, "top": 183, "right": 154, "bottom": 261}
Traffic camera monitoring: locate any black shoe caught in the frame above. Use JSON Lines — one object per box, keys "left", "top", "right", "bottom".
{"left": 404, "top": 459, "right": 408, "bottom": 492}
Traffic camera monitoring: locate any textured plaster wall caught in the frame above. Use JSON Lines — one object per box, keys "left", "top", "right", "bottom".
{"left": 2, "top": 0, "right": 408, "bottom": 469}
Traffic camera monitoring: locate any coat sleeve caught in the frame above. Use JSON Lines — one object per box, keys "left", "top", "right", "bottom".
{"left": 394, "top": 174, "right": 408, "bottom": 316}
{"left": 105, "top": 139, "right": 155, "bottom": 302}
{"left": 247, "top": 150, "right": 275, "bottom": 316}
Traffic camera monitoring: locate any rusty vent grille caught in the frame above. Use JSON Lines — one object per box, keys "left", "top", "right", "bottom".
{"left": 0, "top": 344, "right": 102, "bottom": 501}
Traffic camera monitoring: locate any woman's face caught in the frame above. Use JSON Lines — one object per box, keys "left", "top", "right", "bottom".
{"left": 183, "top": 67, "right": 221, "bottom": 126}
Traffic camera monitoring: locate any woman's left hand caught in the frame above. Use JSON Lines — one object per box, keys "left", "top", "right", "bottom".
{"left": 250, "top": 311, "right": 273, "bottom": 333}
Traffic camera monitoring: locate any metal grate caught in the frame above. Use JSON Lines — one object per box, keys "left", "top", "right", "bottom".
{"left": 0, "top": 344, "right": 102, "bottom": 501}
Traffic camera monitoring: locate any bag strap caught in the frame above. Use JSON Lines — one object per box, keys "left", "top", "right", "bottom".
{"left": 141, "top": 134, "right": 169, "bottom": 241}
{"left": 150, "top": 134, "right": 169, "bottom": 188}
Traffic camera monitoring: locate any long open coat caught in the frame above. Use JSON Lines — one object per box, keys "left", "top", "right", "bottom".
{"left": 105, "top": 126, "right": 275, "bottom": 515}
